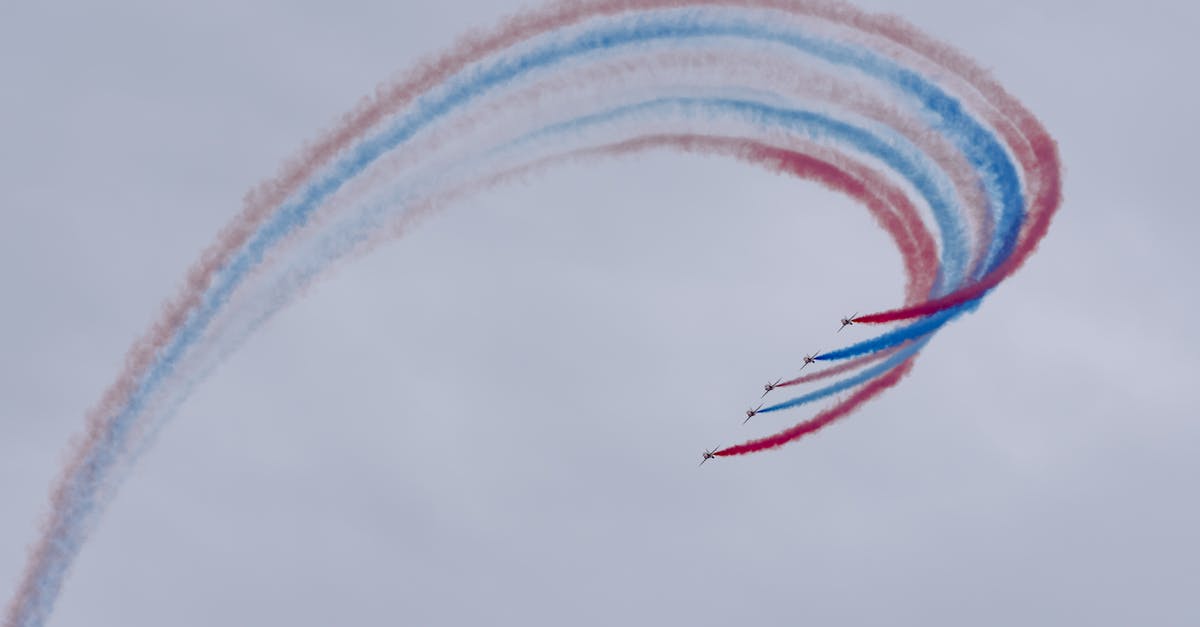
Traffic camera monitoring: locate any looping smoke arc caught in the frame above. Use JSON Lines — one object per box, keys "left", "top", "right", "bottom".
{"left": 5, "top": 1, "right": 1061, "bottom": 625}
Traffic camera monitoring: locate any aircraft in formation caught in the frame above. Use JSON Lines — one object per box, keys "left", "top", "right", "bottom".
{"left": 760, "top": 378, "right": 782, "bottom": 398}
{"left": 703, "top": 314, "right": 861, "bottom": 465}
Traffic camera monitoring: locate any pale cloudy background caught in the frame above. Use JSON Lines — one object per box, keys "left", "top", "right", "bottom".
{"left": 1, "top": 1, "right": 1196, "bottom": 625}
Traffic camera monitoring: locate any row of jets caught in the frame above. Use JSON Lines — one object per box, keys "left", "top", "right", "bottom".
{"left": 699, "top": 313, "right": 858, "bottom": 466}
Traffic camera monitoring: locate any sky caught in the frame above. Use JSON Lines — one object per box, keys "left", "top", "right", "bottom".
{"left": 1, "top": 1, "right": 1197, "bottom": 625}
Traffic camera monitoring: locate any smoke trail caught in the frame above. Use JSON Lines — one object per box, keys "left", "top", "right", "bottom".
{"left": 718, "top": 357, "right": 918, "bottom": 456}
{"left": 5, "top": 2, "right": 1061, "bottom": 625}
{"left": 819, "top": 301, "right": 979, "bottom": 362}
{"left": 761, "top": 337, "right": 928, "bottom": 414}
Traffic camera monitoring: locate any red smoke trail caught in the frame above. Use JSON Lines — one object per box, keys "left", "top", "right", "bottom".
{"left": 742, "top": 142, "right": 939, "bottom": 301}
{"left": 804, "top": 4, "right": 1063, "bottom": 324}
{"left": 613, "top": 136, "right": 939, "bottom": 297}
{"left": 853, "top": 135, "right": 1060, "bottom": 324}
{"left": 718, "top": 358, "right": 916, "bottom": 455}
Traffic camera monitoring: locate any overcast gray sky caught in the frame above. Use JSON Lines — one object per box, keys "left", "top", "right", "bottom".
{"left": 2, "top": 1, "right": 1197, "bottom": 625}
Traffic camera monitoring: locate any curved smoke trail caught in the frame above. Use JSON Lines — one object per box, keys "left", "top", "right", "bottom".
{"left": 5, "top": 1, "right": 1061, "bottom": 625}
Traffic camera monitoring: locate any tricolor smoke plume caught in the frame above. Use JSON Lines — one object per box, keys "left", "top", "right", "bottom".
{"left": 5, "top": 2, "right": 1060, "bottom": 625}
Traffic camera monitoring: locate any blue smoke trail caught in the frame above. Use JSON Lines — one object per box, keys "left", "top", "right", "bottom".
{"left": 817, "top": 298, "right": 983, "bottom": 362}
{"left": 761, "top": 336, "right": 930, "bottom": 413}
